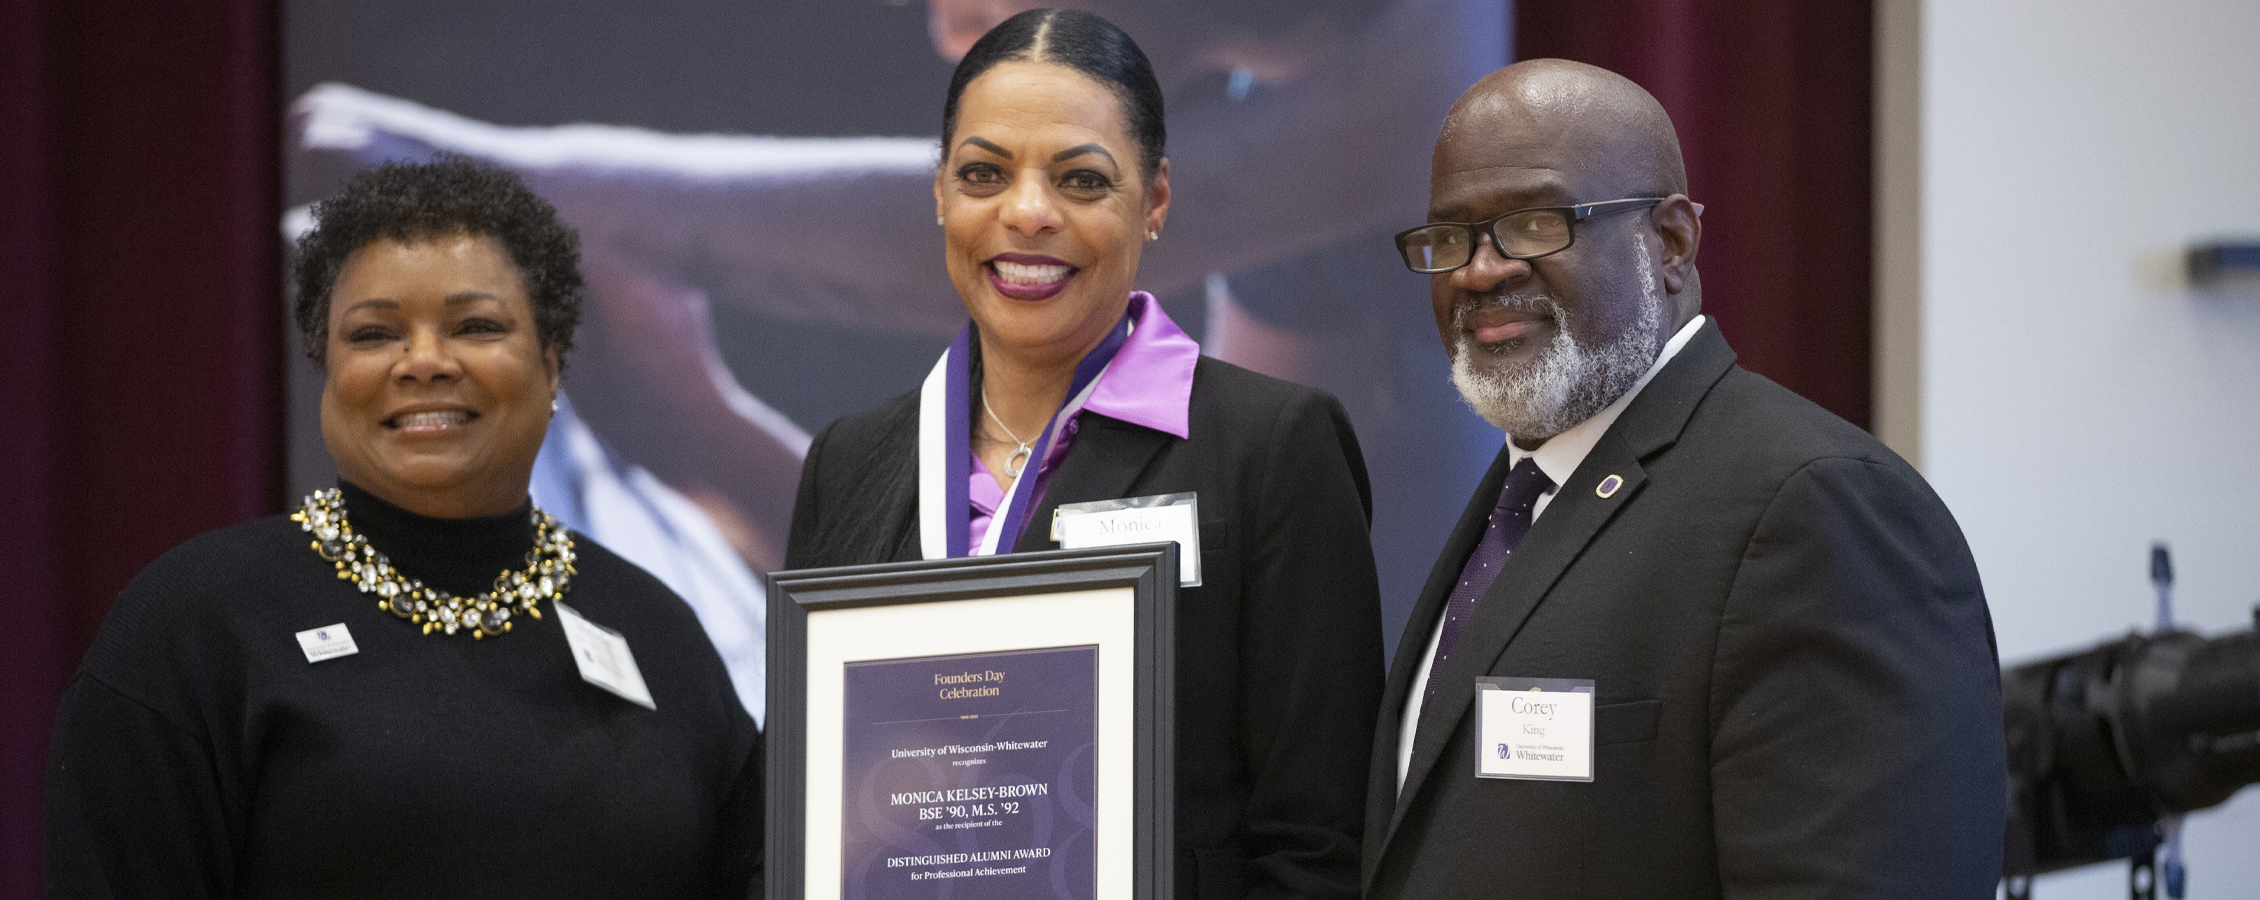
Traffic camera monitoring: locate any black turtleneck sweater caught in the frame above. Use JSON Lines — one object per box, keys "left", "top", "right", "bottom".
{"left": 46, "top": 483, "right": 761, "bottom": 899}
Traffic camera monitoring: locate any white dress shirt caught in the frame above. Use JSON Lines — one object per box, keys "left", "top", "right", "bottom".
{"left": 1395, "top": 315, "right": 1706, "bottom": 792}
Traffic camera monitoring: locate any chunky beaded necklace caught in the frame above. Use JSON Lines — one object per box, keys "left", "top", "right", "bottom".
{"left": 292, "top": 488, "right": 576, "bottom": 639}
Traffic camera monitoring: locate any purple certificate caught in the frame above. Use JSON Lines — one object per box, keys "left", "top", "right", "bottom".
{"left": 841, "top": 645, "right": 1098, "bottom": 899}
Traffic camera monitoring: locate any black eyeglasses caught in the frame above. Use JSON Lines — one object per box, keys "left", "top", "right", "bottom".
{"left": 1394, "top": 197, "right": 1673, "bottom": 274}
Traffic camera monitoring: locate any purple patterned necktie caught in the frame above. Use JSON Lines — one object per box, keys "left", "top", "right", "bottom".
{"left": 1423, "top": 457, "right": 1553, "bottom": 702}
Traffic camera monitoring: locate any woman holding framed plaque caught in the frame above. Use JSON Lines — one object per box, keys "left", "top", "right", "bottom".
{"left": 785, "top": 9, "right": 1383, "bottom": 900}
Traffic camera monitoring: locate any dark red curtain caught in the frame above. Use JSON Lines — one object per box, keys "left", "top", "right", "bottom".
{"left": 1518, "top": 0, "right": 1875, "bottom": 428}
{"left": 0, "top": 0, "right": 282, "bottom": 894}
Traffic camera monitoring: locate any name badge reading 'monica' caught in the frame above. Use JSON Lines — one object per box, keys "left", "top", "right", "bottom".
{"left": 1053, "top": 492, "right": 1202, "bottom": 587}
{"left": 1475, "top": 677, "right": 1595, "bottom": 782}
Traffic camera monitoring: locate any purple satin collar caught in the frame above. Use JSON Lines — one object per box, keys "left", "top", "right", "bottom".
{"left": 1083, "top": 292, "right": 1197, "bottom": 440}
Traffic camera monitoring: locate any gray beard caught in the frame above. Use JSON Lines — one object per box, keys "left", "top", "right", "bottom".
{"left": 1449, "top": 246, "right": 1665, "bottom": 443}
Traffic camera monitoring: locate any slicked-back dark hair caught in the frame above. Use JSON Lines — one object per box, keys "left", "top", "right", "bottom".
{"left": 291, "top": 154, "right": 583, "bottom": 368}
{"left": 942, "top": 8, "right": 1165, "bottom": 182}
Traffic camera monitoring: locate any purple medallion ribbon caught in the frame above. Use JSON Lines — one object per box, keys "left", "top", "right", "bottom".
{"left": 938, "top": 312, "right": 1132, "bottom": 558}
{"left": 940, "top": 327, "right": 975, "bottom": 558}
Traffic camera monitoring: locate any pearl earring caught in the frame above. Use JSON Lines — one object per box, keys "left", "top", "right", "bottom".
{"left": 550, "top": 398, "right": 559, "bottom": 414}
{"left": 937, "top": 215, "right": 945, "bottom": 226}
{"left": 1146, "top": 230, "right": 1159, "bottom": 242}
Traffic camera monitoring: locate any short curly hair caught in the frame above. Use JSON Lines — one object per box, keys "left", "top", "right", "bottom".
{"left": 291, "top": 154, "right": 583, "bottom": 367}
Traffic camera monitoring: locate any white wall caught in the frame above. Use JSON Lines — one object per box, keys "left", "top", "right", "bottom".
{"left": 1881, "top": 0, "right": 2260, "bottom": 896}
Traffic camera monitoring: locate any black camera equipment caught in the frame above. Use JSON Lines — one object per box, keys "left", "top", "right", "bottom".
{"left": 2001, "top": 546, "right": 2260, "bottom": 900}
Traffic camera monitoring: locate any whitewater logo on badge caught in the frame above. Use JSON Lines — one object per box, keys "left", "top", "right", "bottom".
{"left": 295, "top": 623, "right": 359, "bottom": 663}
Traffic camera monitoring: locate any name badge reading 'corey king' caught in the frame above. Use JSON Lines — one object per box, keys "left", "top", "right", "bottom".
{"left": 1475, "top": 677, "right": 1595, "bottom": 782}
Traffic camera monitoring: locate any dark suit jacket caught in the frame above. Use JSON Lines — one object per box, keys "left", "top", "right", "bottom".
{"left": 789, "top": 357, "right": 1385, "bottom": 900}
{"left": 1363, "top": 322, "right": 2006, "bottom": 899}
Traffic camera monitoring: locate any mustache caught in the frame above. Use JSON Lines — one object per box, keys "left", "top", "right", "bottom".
{"left": 1451, "top": 292, "right": 1558, "bottom": 329}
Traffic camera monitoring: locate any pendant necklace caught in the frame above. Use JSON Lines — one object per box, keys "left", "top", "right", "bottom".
{"left": 981, "top": 388, "right": 1035, "bottom": 478}
{"left": 292, "top": 488, "right": 576, "bottom": 639}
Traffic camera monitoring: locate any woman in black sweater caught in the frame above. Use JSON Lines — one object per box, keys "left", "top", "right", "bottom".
{"left": 45, "top": 157, "right": 759, "bottom": 898}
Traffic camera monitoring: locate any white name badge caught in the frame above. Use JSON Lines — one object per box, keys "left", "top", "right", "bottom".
{"left": 294, "top": 623, "right": 359, "bottom": 663}
{"left": 1053, "top": 492, "right": 1202, "bottom": 587}
{"left": 1475, "top": 677, "right": 1595, "bottom": 782}
{"left": 556, "top": 602, "right": 656, "bottom": 710}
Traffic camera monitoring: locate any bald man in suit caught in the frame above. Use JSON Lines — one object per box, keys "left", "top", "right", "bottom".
{"left": 1362, "top": 59, "right": 2006, "bottom": 899}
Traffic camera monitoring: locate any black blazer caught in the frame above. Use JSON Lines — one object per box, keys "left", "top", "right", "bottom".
{"left": 1363, "top": 322, "right": 2007, "bottom": 899}
{"left": 789, "top": 357, "right": 1384, "bottom": 900}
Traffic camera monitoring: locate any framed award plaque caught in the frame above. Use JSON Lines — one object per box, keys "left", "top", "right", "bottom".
{"left": 766, "top": 544, "right": 1178, "bottom": 900}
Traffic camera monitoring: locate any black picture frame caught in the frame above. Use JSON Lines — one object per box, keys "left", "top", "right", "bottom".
{"left": 765, "top": 543, "right": 1179, "bottom": 900}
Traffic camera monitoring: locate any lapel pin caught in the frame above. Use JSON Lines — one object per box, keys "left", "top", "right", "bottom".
{"left": 1596, "top": 474, "right": 1624, "bottom": 498}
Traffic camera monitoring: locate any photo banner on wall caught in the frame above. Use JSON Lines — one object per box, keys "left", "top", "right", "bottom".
{"left": 283, "top": 0, "right": 1514, "bottom": 721}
